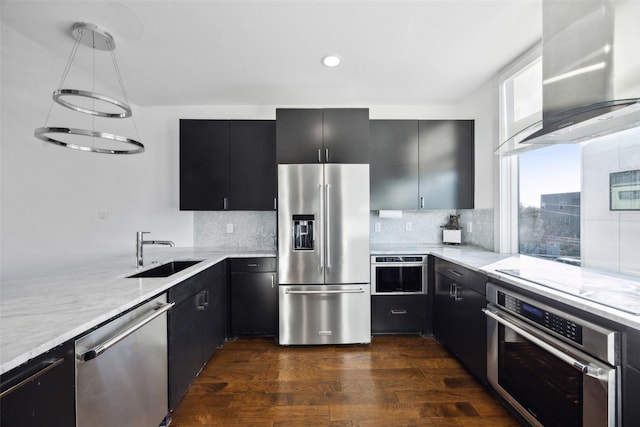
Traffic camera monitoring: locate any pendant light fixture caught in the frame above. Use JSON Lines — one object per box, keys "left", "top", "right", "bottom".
{"left": 34, "top": 22, "right": 144, "bottom": 154}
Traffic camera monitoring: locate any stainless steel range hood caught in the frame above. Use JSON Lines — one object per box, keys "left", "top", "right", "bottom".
{"left": 497, "top": 0, "right": 640, "bottom": 155}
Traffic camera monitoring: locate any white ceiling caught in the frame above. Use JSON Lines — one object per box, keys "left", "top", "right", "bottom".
{"left": 2, "top": 0, "right": 542, "bottom": 107}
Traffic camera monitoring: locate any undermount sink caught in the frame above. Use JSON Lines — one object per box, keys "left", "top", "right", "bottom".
{"left": 127, "top": 260, "right": 203, "bottom": 278}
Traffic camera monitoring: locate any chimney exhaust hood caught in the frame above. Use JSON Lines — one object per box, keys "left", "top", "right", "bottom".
{"left": 497, "top": 0, "right": 640, "bottom": 155}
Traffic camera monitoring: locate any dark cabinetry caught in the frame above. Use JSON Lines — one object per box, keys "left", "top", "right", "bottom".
{"left": 418, "top": 120, "right": 474, "bottom": 209}
{"left": 168, "top": 262, "right": 227, "bottom": 410}
{"left": 433, "top": 257, "right": 487, "bottom": 383}
{"left": 623, "top": 327, "right": 640, "bottom": 426}
{"left": 229, "top": 257, "right": 277, "bottom": 337}
{"left": 180, "top": 120, "right": 276, "bottom": 211}
{"left": 0, "top": 341, "right": 75, "bottom": 427}
{"left": 371, "top": 294, "right": 427, "bottom": 335}
{"left": 276, "top": 108, "right": 369, "bottom": 164}
{"left": 369, "top": 119, "right": 474, "bottom": 210}
{"left": 370, "top": 120, "right": 419, "bottom": 210}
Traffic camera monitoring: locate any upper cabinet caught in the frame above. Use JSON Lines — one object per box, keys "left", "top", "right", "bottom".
{"left": 180, "top": 119, "right": 276, "bottom": 211}
{"left": 418, "top": 120, "right": 474, "bottom": 210}
{"left": 370, "top": 119, "right": 474, "bottom": 210}
{"left": 276, "top": 108, "right": 369, "bottom": 164}
{"left": 370, "top": 120, "right": 419, "bottom": 210}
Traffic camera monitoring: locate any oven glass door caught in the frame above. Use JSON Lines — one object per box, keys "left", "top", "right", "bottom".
{"left": 498, "top": 325, "right": 583, "bottom": 426}
{"left": 374, "top": 265, "right": 422, "bottom": 293}
{"left": 487, "top": 307, "right": 616, "bottom": 427}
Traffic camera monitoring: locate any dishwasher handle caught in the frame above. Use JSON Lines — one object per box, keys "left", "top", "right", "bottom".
{"left": 79, "top": 301, "right": 174, "bottom": 362}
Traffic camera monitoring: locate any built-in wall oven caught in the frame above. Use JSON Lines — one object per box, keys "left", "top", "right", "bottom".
{"left": 484, "top": 282, "right": 620, "bottom": 427}
{"left": 371, "top": 255, "right": 427, "bottom": 295}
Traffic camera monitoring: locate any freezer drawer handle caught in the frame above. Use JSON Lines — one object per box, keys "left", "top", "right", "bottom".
{"left": 78, "top": 301, "right": 174, "bottom": 363}
{"left": 483, "top": 308, "right": 601, "bottom": 377}
{"left": 0, "top": 358, "right": 64, "bottom": 399}
{"left": 285, "top": 288, "right": 366, "bottom": 295}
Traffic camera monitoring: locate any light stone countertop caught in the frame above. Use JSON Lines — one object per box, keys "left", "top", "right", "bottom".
{"left": 0, "top": 247, "right": 275, "bottom": 375}
{"left": 371, "top": 243, "right": 640, "bottom": 330}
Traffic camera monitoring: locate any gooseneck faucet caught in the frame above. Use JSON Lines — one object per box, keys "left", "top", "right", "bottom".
{"left": 136, "top": 231, "right": 175, "bottom": 268}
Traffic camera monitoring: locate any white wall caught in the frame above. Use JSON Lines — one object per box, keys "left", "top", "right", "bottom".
{"left": 582, "top": 127, "right": 640, "bottom": 277}
{"left": 1, "top": 22, "right": 492, "bottom": 281}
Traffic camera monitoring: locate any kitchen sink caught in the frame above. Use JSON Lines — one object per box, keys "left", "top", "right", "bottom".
{"left": 127, "top": 260, "right": 203, "bottom": 278}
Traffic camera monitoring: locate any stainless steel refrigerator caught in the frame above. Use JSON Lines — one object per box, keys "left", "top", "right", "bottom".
{"left": 278, "top": 163, "right": 371, "bottom": 345}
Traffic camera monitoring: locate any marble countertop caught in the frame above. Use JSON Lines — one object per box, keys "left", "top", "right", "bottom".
{"left": 371, "top": 243, "right": 640, "bottom": 330}
{"left": 0, "top": 247, "right": 275, "bottom": 375}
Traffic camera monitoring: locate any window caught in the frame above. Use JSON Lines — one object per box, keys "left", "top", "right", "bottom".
{"left": 499, "top": 46, "right": 581, "bottom": 264}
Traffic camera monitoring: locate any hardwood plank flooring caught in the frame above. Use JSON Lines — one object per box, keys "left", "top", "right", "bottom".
{"left": 169, "top": 336, "right": 521, "bottom": 427}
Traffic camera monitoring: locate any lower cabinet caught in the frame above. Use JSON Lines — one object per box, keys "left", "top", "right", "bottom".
{"left": 433, "top": 257, "right": 487, "bottom": 384}
{"left": 623, "top": 327, "right": 640, "bottom": 426}
{"left": 229, "top": 257, "right": 277, "bottom": 337}
{"left": 371, "top": 295, "right": 428, "bottom": 335}
{"left": 168, "top": 261, "right": 227, "bottom": 410}
{"left": 0, "top": 341, "right": 75, "bottom": 427}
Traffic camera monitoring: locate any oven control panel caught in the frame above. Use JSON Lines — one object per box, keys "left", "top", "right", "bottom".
{"left": 499, "top": 291, "right": 583, "bottom": 344}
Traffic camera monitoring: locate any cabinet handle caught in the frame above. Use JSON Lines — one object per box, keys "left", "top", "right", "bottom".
{"left": 271, "top": 274, "right": 275, "bottom": 288}
{"left": 390, "top": 309, "right": 408, "bottom": 315}
{"left": 447, "top": 269, "right": 463, "bottom": 278}
{"left": 196, "top": 291, "right": 207, "bottom": 311}
{"left": 223, "top": 197, "right": 229, "bottom": 210}
{"left": 274, "top": 197, "right": 277, "bottom": 210}
{"left": 450, "top": 283, "right": 462, "bottom": 302}
{"left": 247, "top": 263, "right": 259, "bottom": 267}
{"left": 420, "top": 196, "right": 424, "bottom": 209}
{"left": 318, "top": 149, "right": 322, "bottom": 163}
{"left": 0, "top": 358, "right": 64, "bottom": 398}
{"left": 325, "top": 148, "right": 329, "bottom": 162}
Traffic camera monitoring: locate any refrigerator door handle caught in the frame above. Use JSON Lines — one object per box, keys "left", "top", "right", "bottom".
{"left": 325, "top": 183, "right": 331, "bottom": 269}
{"left": 318, "top": 183, "right": 324, "bottom": 271}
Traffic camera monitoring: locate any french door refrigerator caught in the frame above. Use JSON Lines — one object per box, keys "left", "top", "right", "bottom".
{"left": 278, "top": 163, "right": 371, "bottom": 345}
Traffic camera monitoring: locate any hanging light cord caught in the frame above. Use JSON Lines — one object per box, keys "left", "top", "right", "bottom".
{"left": 108, "top": 40, "right": 141, "bottom": 142}
{"left": 42, "top": 29, "right": 83, "bottom": 128}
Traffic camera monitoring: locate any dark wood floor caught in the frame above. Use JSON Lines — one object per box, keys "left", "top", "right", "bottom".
{"left": 169, "top": 336, "right": 521, "bottom": 426}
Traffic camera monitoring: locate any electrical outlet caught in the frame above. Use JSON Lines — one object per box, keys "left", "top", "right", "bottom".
{"left": 226, "top": 223, "right": 234, "bottom": 233}
{"left": 98, "top": 210, "right": 108, "bottom": 219}
{"left": 405, "top": 222, "right": 412, "bottom": 232}
{"left": 374, "top": 222, "right": 381, "bottom": 232}
{"left": 467, "top": 222, "right": 472, "bottom": 233}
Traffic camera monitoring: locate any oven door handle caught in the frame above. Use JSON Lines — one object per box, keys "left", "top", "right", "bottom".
{"left": 483, "top": 308, "right": 599, "bottom": 377}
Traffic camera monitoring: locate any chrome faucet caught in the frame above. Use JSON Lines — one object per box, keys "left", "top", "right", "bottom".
{"left": 136, "top": 231, "right": 175, "bottom": 268}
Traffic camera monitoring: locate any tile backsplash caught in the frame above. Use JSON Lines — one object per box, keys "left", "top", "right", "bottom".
{"left": 194, "top": 209, "right": 494, "bottom": 251}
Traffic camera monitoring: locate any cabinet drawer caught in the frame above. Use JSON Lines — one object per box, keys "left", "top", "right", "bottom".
{"left": 372, "top": 295, "right": 427, "bottom": 334}
{"left": 230, "top": 257, "right": 276, "bottom": 273}
{"left": 434, "top": 258, "right": 486, "bottom": 295}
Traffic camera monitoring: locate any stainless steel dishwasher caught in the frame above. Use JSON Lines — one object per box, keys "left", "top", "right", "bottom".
{"left": 75, "top": 294, "right": 173, "bottom": 427}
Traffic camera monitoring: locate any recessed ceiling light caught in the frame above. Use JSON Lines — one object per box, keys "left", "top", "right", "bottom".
{"left": 321, "top": 55, "right": 342, "bottom": 67}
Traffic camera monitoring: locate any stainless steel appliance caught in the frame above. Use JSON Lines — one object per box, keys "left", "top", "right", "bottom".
{"left": 484, "top": 283, "right": 620, "bottom": 427}
{"left": 278, "top": 163, "right": 370, "bottom": 345}
{"left": 75, "top": 295, "right": 172, "bottom": 427}
{"left": 371, "top": 255, "right": 427, "bottom": 295}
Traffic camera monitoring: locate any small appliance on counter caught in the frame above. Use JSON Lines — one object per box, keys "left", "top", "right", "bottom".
{"left": 441, "top": 214, "right": 462, "bottom": 245}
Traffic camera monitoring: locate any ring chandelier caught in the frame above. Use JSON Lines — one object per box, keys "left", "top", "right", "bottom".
{"left": 34, "top": 22, "right": 144, "bottom": 154}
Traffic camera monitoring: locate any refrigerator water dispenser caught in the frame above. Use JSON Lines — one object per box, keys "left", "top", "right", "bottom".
{"left": 293, "top": 214, "right": 314, "bottom": 250}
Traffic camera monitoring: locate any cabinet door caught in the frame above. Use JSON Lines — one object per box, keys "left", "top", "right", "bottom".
{"left": 276, "top": 109, "right": 323, "bottom": 164}
{"left": 229, "top": 121, "right": 276, "bottom": 210}
{"left": 370, "top": 120, "right": 419, "bottom": 210}
{"left": 322, "top": 108, "right": 370, "bottom": 163}
{"left": 433, "top": 272, "right": 456, "bottom": 347}
{"left": 203, "top": 264, "right": 227, "bottom": 358}
{"left": 231, "top": 272, "right": 277, "bottom": 336}
{"left": 0, "top": 341, "right": 75, "bottom": 427}
{"left": 418, "top": 120, "right": 474, "bottom": 209}
{"left": 180, "top": 120, "right": 230, "bottom": 210}
{"left": 454, "top": 284, "right": 487, "bottom": 384}
{"left": 168, "top": 294, "right": 203, "bottom": 410}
